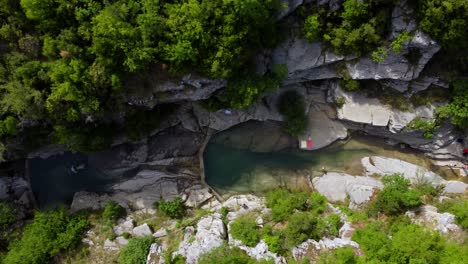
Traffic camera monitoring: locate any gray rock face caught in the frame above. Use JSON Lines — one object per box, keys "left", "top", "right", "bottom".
{"left": 146, "top": 243, "right": 163, "bottom": 264}
{"left": 183, "top": 185, "right": 213, "bottom": 208}
{"left": 124, "top": 68, "right": 226, "bottom": 108}
{"left": 114, "top": 219, "right": 135, "bottom": 236}
{"left": 147, "top": 126, "right": 203, "bottom": 161}
{"left": 406, "top": 205, "right": 461, "bottom": 234}
{"left": 362, "top": 156, "right": 444, "bottom": 183}
{"left": 175, "top": 214, "right": 226, "bottom": 264}
{"left": 70, "top": 169, "right": 193, "bottom": 212}
{"left": 361, "top": 156, "right": 467, "bottom": 194}
{"left": 278, "top": 0, "right": 303, "bottom": 20}
{"left": 329, "top": 82, "right": 436, "bottom": 131}
{"left": 133, "top": 223, "right": 153, "bottom": 237}
{"left": 292, "top": 238, "right": 359, "bottom": 263}
{"left": 312, "top": 173, "right": 383, "bottom": 208}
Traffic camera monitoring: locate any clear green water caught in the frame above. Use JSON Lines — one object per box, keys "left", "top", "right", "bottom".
{"left": 204, "top": 135, "right": 452, "bottom": 196}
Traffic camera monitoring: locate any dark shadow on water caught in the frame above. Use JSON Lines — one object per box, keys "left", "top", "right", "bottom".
{"left": 30, "top": 152, "right": 124, "bottom": 208}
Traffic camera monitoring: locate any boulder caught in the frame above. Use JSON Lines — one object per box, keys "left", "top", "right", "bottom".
{"left": 103, "top": 239, "right": 119, "bottom": 251}
{"left": 133, "top": 223, "right": 153, "bottom": 237}
{"left": 183, "top": 185, "right": 213, "bottom": 208}
{"left": 174, "top": 214, "right": 226, "bottom": 264}
{"left": 230, "top": 239, "right": 286, "bottom": 264}
{"left": 312, "top": 173, "right": 383, "bottom": 208}
{"left": 153, "top": 228, "right": 167, "bottom": 238}
{"left": 406, "top": 205, "right": 460, "bottom": 234}
{"left": 114, "top": 219, "right": 135, "bottom": 236}
{"left": 362, "top": 156, "right": 444, "bottom": 184}
{"left": 146, "top": 243, "right": 163, "bottom": 264}
{"left": 70, "top": 191, "right": 110, "bottom": 212}
{"left": 115, "top": 236, "right": 129, "bottom": 246}
{"left": 292, "top": 238, "right": 359, "bottom": 262}
{"left": 361, "top": 156, "right": 467, "bottom": 194}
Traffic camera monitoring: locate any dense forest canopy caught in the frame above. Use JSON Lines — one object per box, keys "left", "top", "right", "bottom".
{"left": 0, "top": 0, "right": 466, "bottom": 156}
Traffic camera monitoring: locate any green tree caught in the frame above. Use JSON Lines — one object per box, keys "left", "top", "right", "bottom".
{"left": 285, "top": 212, "right": 323, "bottom": 247}
{"left": 198, "top": 244, "right": 259, "bottom": 264}
{"left": 266, "top": 189, "right": 308, "bottom": 221}
{"left": 118, "top": 236, "right": 154, "bottom": 264}
{"left": 0, "top": 201, "right": 16, "bottom": 232}
{"left": 155, "top": 197, "right": 185, "bottom": 219}
{"left": 369, "top": 174, "right": 422, "bottom": 216}
{"left": 230, "top": 216, "right": 261, "bottom": 247}
{"left": 278, "top": 90, "right": 308, "bottom": 136}
{"left": 3, "top": 208, "right": 88, "bottom": 264}
{"left": 436, "top": 80, "right": 468, "bottom": 128}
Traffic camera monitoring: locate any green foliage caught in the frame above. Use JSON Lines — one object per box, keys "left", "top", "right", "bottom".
{"left": 198, "top": 244, "right": 259, "bottom": 264}
{"left": 52, "top": 123, "right": 114, "bottom": 152}
{"left": 2, "top": 208, "right": 88, "bottom": 264}
{"left": 334, "top": 97, "right": 346, "bottom": 108}
{"left": 262, "top": 225, "right": 282, "bottom": 254}
{"left": 309, "top": 192, "right": 327, "bottom": 215}
{"left": 352, "top": 219, "right": 468, "bottom": 263}
{"left": 436, "top": 199, "right": 468, "bottom": 229}
{"left": 304, "top": 14, "right": 322, "bottom": 42}
{"left": 102, "top": 201, "right": 126, "bottom": 223}
{"left": 278, "top": 90, "right": 308, "bottom": 136}
{"left": 317, "top": 247, "right": 358, "bottom": 264}
{"left": 436, "top": 80, "right": 468, "bottom": 128}
{"left": 223, "top": 65, "right": 287, "bottom": 109}
{"left": 369, "top": 174, "right": 422, "bottom": 216}
{"left": 418, "top": 0, "right": 468, "bottom": 50}
{"left": 0, "top": 116, "right": 18, "bottom": 136}
{"left": 221, "top": 206, "right": 229, "bottom": 224}
{"left": 285, "top": 212, "right": 323, "bottom": 247}
{"left": 372, "top": 47, "right": 388, "bottom": 63}
{"left": 0, "top": 201, "right": 16, "bottom": 232}
{"left": 155, "top": 197, "right": 185, "bottom": 219}
{"left": 265, "top": 189, "right": 308, "bottom": 221}
{"left": 404, "top": 117, "right": 439, "bottom": 139}
{"left": 325, "top": 214, "right": 342, "bottom": 237}
{"left": 341, "top": 77, "right": 361, "bottom": 92}
{"left": 118, "top": 236, "right": 154, "bottom": 264}
{"left": 230, "top": 215, "right": 261, "bottom": 247}
{"left": 391, "top": 31, "right": 412, "bottom": 54}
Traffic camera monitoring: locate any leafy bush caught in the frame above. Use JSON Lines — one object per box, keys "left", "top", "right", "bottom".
{"left": 418, "top": 0, "right": 468, "bottom": 50}
{"left": 304, "top": 14, "right": 321, "bottom": 42}
{"left": 118, "top": 236, "right": 154, "bottom": 264}
{"left": 372, "top": 46, "right": 388, "bottom": 63}
{"left": 262, "top": 225, "right": 282, "bottom": 254}
{"left": 0, "top": 116, "right": 18, "bottom": 136}
{"left": 285, "top": 212, "right": 323, "bottom": 247}
{"left": 102, "top": 201, "right": 126, "bottom": 223}
{"left": 369, "top": 174, "right": 422, "bottom": 216}
{"left": 325, "top": 214, "right": 342, "bottom": 237}
{"left": 334, "top": 97, "right": 346, "bottom": 108}
{"left": 0, "top": 202, "right": 16, "bottom": 232}
{"left": 436, "top": 80, "right": 468, "bottom": 128}
{"left": 198, "top": 244, "right": 257, "bottom": 264}
{"left": 391, "top": 31, "right": 412, "bottom": 54}
{"left": 340, "top": 77, "right": 361, "bottom": 92}
{"left": 155, "top": 197, "right": 185, "bottom": 219}
{"left": 317, "top": 247, "right": 357, "bottom": 264}
{"left": 223, "top": 66, "right": 286, "bottom": 109}
{"left": 230, "top": 216, "right": 261, "bottom": 247}
{"left": 352, "top": 220, "right": 468, "bottom": 263}
{"left": 3, "top": 208, "right": 88, "bottom": 264}
{"left": 404, "top": 117, "right": 439, "bottom": 139}
{"left": 309, "top": 192, "right": 327, "bottom": 215}
{"left": 266, "top": 189, "right": 308, "bottom": 221}
{"left": 278, "top": 91, "right": 308, "bottom": 136}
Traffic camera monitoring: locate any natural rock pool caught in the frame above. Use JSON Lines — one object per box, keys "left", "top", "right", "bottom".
{"left": 29, "top": 152, "right": 124, "bottom": 207}
{"left": 204, "top": 122, "right": 458, "bottom": 197}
